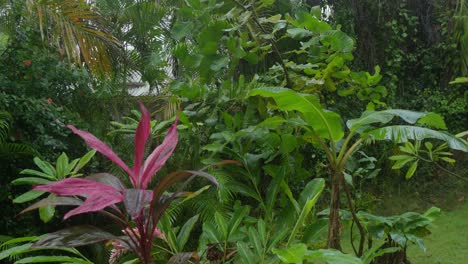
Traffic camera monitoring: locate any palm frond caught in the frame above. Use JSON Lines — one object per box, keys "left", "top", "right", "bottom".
{"left": 27, "top": 0, "right": 122, "bottom": 77}
{"left": 0, "top": 111, "right": 12, "bottom": 143}
{"left": 0, "top": 143, "right": 38, "bottom": 158}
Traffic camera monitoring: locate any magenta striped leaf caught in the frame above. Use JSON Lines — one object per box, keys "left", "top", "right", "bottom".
{"left": 34, "top": 178, "right": 123, "bottom": 219}
{"left": 141, "top": 117, "right": 179, "bottom": 189}
{"left": 133, "top": 102, "right": 151, "bottom": 187}
{"left": 67, "top": 125, "right": 134, "bottom": 178}
{"left": 64, "top": 191, "right": 124, "bottom": 219}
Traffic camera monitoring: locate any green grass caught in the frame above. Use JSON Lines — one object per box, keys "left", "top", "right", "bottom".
{"left": 408, "top": 202, "right": 468, "bottom": 264}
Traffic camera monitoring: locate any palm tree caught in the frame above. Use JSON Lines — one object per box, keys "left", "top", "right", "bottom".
{"left": 1, "top": 0, "right": 122, "bottom": 77}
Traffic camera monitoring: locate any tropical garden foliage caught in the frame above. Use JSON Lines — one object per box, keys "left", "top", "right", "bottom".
{"left": 0, "top": 0, "right": 467, "bottom": 263}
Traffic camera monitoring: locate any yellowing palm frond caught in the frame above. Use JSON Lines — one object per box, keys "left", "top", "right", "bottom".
{"left": 27, "top": 0, "right": 121, "bottom": 77}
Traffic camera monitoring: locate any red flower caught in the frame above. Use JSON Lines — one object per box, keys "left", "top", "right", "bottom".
{"left": 45, "top": 98, "right": 53, "bottom": 104}
{"left": 24, "top": 60, "right": 32, "bottom": 66}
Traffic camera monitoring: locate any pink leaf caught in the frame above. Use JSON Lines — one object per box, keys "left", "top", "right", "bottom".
{"left": 34, "top": 178, "right": 121, "bottom": 196}
{"left": 133, "top": 102, "right": 151, "bottom": 187}
{"left": 140, "top": 118, "right": 179, "bottom": 189}
{"left": 67, "top": 125, "right": 134, "bottom": 181}
{"left": 64, "top": 191, "right": 124, "bottom": 219}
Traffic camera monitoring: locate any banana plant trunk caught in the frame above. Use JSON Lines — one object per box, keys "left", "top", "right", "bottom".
{"left": 327, "top": 171, "right": 342, "bottom": 250}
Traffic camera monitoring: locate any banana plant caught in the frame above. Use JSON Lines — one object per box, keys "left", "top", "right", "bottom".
{"left": 248, "top": 87, "right": 468, "bottom": 253}
{"left": 12, "top": 150, "right": 96, "bottom": 223}
{"left": 356, "top": 207, "right": 441, "bottom": 263}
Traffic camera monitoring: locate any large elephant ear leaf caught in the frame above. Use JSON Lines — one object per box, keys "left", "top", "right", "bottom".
{"left": 248, "top": 87, "right": 344, "bottom": 142}
{"left": 347, "top": 110, "right": 447, "bottom": 132}
{"left": 33, "top": 226, "right": 116, "bottom": 248}
{"left": 367, "top": 126, "right": 468, "bottom": 152}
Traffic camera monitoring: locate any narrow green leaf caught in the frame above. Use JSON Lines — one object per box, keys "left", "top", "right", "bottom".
{"left": 19, "top": 169, "right": 55, "bottom": 180}
{"left": 0, "top": 243, "right": 32, "bottom": 261}
{"left": 11, "top": 177, "right": 51, "bottom": 185}
{"left": 73, "top": 150, "right": 96, "bottom": 174}
{"left": 391, "top": 157, "right": 416, "bottom": 169}
{"left": 406, "top": 161, "right": 418, "bottom": 179}
{"left": 55, "top": 153, "right": 69, "bottom": 179}
{"left": 14, "top": 256, "right": 90, "bottom": 263}
{"left": 176, "top": 214, "right": 199, "bottom": 251}
{"left": 13, "top": 190, "right": 45, "bottom": 203}
{"left": 39, "top": 205, "right": 55, "bottom": 223}
{"left": 33, "top": 157, "right": 56, "bottom": 178}
{"left": 287, "top": 178, "right": 325, "bottom": 246}
{"left": 237, "top": 242, "right": 255, "bottom": 264}
{"left": 214, "top": 212, "right": 228, "bottom": 239}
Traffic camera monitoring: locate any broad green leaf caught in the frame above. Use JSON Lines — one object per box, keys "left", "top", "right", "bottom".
{"left": 13, "top": 190, "right": 45, "bottom": 203}
{"left": 347, "top": 110, "right": 442, "bottom": 131}
{"left": 417, "top": 113, "right": 447, "bottom": 129}
{"left": 423, "top": 207, "right": 441, "bottom": 221}
{"left": 11, "top": 177, "right": 51, "bottom": 185}
{"left": 273, "top": 243, "right": 307, "bottom": 263}
{"left": 248, "top": 87, "right": 343, "bottom": 141}
{"left": 33, "top": 157, "right": 56, "bottom": 178}
{"left": 368, "top": 126, "right": 468, "bottom": 152}
{"left": 14, "top": 256, "right": 90, "bottom": 263}
{"left": 33, "top": 226, "right": 116, "bottom": 248}
{"left": 295, "top": 12, "right": 331, "bottom": 32}
{"left": 176, "top": 214, "right": 199, "bottom": 251}
{"left": 321, "top": 30, "right": 354, "bottom": 53}
{"left": 72, "top": 150, "right": 96, "bottom": 174}
{"left": 287, "top": 28, "right": 312, "bottom": 39}
{"left": 280, "top": 134, "right": 297, "bottom": 154}
{"left": 19, "top": 169, "right": 55, "bottom": 180}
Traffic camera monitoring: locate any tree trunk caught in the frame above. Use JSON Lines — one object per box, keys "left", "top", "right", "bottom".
{"left": 327, "top": 172, "right": 342, "bottom": 250}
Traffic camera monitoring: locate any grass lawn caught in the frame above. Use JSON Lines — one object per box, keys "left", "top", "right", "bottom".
{"left": 408, "top": 202, "right": 468, "bottom": 264}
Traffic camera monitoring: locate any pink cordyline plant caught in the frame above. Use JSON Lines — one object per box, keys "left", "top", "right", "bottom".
{"left": 25, "top": 102, "right": 222, "bottom": 263}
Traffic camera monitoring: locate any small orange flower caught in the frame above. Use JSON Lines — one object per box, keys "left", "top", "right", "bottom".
{"left": 24, "top": 60, "right": 32, "bottom": 66}
{"left": 45, "top": 98, "right": 53, "bottom": 104}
